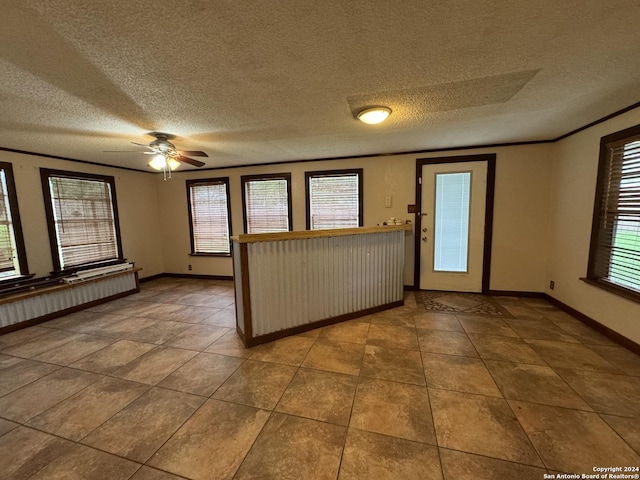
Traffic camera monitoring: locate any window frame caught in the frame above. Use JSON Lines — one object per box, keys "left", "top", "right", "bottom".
{"left": 40, "top": 168, "right": 124, "bottom": 273}
{"left": 305, "top": 168, "right": 363, "bottom": 230}
{"left": 585, "top": 123, "right": 640, "bottom": 303}
{"left": 186, "top": 177, "right": 233, "bottom": 257}
{"left": 0, "top": 161, "right": 29, "bottom": 280}
{"left": 241, "top": 173, "right": 293, "bottom": 234}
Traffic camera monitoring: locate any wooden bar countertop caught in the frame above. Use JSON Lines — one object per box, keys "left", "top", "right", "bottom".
{"left": 231, "top": 224, "right": 412, "bottom": 244}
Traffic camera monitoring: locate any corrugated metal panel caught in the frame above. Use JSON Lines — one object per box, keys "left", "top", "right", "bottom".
{"left": 248, "top": 230, "right": 405, "bottom": 336}
{"left": 0, "top": 272, "right": 137, "bottom": 328}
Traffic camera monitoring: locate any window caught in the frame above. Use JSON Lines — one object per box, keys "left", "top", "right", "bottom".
{"left": 434, "top": 172, "right": 471, "bottom": 272}
{"left": 40, "top": 169, "right": 123, "bottom": 271}
{"left": 0, "top": 162, "right": 28, "bottom": 279}
{"left": 187, "top": 178, "right": 232, "bottom": 255}
{"left": 305, "top": 169, "right": 363, "bottom": 230}
{"left": 587, "top": 124, "right": 640, "bottom": 300}
{"left": 241, "top": 173, "right": 292, "bottom": 234}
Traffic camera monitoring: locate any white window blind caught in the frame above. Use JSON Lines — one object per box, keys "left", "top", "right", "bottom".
{"left": 308, "top": 172, "right": 361, "bottom": 230}
{"left": 189, "top": 181, "right": 231, "bottom": 254}
{"left": 434, "top": 172, "right": 471, "bottom": 272}
{"left": 48, "top": 175, "right": 119, "bottom": 269}
{"left": 591, "top": 137, "right": 640, "bottom": 293}
{"left": 244, "top": 178, "right": 290, "bottom": 234}
{"left": 0, "top": 168, "right": 19, "bottom": 277}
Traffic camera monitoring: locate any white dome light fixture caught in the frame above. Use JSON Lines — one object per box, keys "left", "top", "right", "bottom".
{"left": 149, "top": 154, "right": 180, "bottom": 180}
{"left": 356, "top": 106, "right": 392, "bottom": 125}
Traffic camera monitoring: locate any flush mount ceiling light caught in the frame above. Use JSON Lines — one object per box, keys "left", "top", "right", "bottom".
{"left": 356, "top": 106, "right": 392, "bottom": 125}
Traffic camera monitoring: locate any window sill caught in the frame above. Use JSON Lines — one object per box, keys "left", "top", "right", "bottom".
{"left": 51, "top": 259, "right": 128, "bottom": 276}
{"left": 580, "top": 277, "right": 640, "bottom": 305}
{"left": 189, "top": 252, "right": 232, "bottom": 258}
{"left": 0, "top": 274, "right": 36, "bottom": 288}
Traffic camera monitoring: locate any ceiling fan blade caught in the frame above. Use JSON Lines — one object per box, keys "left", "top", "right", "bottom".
{"left": 176, "top": 155, "right": 206, "bottom": 167}
{"left": 103, "top": 150, "right": 148, "bottom": 153}
{"left": 131, "top": 142, "right": 154, "bottom": 149}
{"left": 179, "top": 150, "right": 208, "bottom": 158}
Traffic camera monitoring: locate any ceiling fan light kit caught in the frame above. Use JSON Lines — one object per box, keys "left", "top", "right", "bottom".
{"left": 105, "top": 132, "right": 208, "bottom": 179}
{"left": 357, "top": 106, "right": 392, "bottom": 125}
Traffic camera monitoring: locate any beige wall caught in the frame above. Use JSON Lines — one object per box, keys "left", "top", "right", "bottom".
{"left": 157, "top": 144, "right": 552, "bottom": 292}
{"left": 547, "top": 107, "right": 640, "bottom": 344}
{"left": 2, "top": 151, "right": 164, "bottom": 279}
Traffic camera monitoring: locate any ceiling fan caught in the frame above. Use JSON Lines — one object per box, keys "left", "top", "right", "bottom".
{"left": 105, "top": 132, "right": 208, "bottom": 169}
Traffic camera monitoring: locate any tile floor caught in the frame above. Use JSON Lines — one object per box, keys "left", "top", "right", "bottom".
{"left": 1, "top": 278, "right": 639, "bottom": 479}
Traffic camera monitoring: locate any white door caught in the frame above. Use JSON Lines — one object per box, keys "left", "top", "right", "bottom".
{"left": 419, "top": 161, "right": 487, "bottom": 292}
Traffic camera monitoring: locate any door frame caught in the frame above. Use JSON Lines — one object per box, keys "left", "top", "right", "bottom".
{"left": 414, "top": 154, "right": 496, "bottom": 293}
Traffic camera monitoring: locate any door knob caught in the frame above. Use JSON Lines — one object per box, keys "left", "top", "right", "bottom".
{"left": 422, "top": 228, "right": 427, "bottom": 233}
{"left": 422, "top": 236, "right": 428, "bottom": 242}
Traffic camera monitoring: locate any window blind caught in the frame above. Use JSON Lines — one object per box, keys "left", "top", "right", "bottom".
{"left": 0, "top": 169, "right": 18, "bottom": 274}
{"left": 189, "top": 181, "right": 231, "bottom": 254}
{"left": 48, "top": 175, "right": 119, "bottom": 269}
{"left": 591, "top": 137, "right": 640, "bottom": 293}
{"left": 244, "top": 178, "right": 290, "bottom": 234}
{"left": 434, "top": 172, "right": 471, "bottom": 272}
{"left": 308, "top": 173, "right": 361, "bottom": 230}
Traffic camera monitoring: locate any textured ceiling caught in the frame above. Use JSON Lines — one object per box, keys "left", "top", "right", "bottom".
{"left": 1, "top": 0, "right": 640, "bottom": 171}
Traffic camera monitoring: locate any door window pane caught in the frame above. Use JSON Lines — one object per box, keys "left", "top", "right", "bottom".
{"left": 434, "top": 172, "right": 471, "bottom": 272}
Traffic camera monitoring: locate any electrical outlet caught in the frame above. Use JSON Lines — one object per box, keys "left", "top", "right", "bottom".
{"left": 549, "top": 280, "right": 555, "bottom": 290}
{"left": 385, "top": 195, "right": 392, "bottom": 208}
{"left": 188, "top": 264, "right": 192, "bottom": 271}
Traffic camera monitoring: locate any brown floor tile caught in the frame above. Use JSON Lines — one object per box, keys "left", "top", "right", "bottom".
{"left": 139, "top": 303, "right": 220, "bottom": 323}
{"left": 414, "top": 312, "right": 463, "bottom": 332}
{"left": 159, "top": 352, "right": 244, "bottom": 396}
{"left": 112, "top": 346, "right": 197, "bottom": 385}
{"left": 510, "top": 400, "right": 640, "bottom": 473}
{"left": 319, "top": 320, "right": 370, "bottom": 344}
{"left": 502, "top": 304, "right": 544, "bottom": 319}
{"left": 234, "top": 413, "right": 347, "bottom": 480}
{"left": 525, "top": 340, "right": 619, "bottom": 372}
{"left": 0, "top": 367, "right": 99, "bottom": 423}
{"left": 82, "top": 387, "right": 204, "bottom": 463}
{"left": 205, "top": 330, "right": 252, "bottom": 358}
{"left": 366, "top": 324, "right": 419, "bottom": 350}
{"left": 162, "top": 324, "right": 228, "bottom": 351}
{"left": 350, "top": 377, "right": 436, "bottom": 444}
{"left": 458, "top": 316, "right": 518, "bottom": 337}
{"left": 417, "top": 329, "right": 478, "bottom": 357}
{"left": 33, "top": 334, "right": 116, "bottom": 365}
{"left": 302, "top": 339, "right": 365, "bottom": 376}
{"left": 131, "top": 466, "right": 185, "bottom": 480}
{"left": 504, "top": 318, "right": 579, "bottom": 343}
{"left": 485, "top": 361, "right": 592, "bottom": 410}
{"left": 149, "top": 399, "right": 270, "bottom": 480}
{"left": 28, "top": 443, "right": 140, "bottom": 480}
{"left": 275, "top": 368, "right": 357, "bottom": 425}
{"left": 294, "top": 326, "right": 323, "bottom": 338}
{"left": 43, "top": 312, "right": 129, "bottom": 334}
{"left": 0, "top": 426, "right": 73, "bottom": 480}
{"left": 422, "top": 353, "right": 501, "bottom": 397}
{"left": 0, "top": 329, "right": 83, "bottom": 358}
{"left": 70, "top": 340, "right": 155, "bottom": 374}
{"left": 369, "top": 310, "right": 416, "bottom": 328}
{"left": 600, "top": 414, "right": 640, "bottom": 455}
{"left": 200, "top": 307, "right": 236, "bottom": 327}
{"left": 125, "top": 320, "right": 191, "bottom": 345}
{"left": 0, "top": 353, "right": 23, "bottom": 370}
{"left": 248, "top": 336, "right": 314, "bottom": 366}
{"left": 213, "top": 359, "right": 296, "bottom": 409}
{"left": 0, "top": 418, "right": 19, "bottom": 437}
{"left": 587, "top": 345, "right": 640, "bottom": 376}
{"left": 0, "top": 327, "right": 50, "bottom": 350}
{"left": 27, "top": 376, "right": 149, "bottom": 441}
{"left": 92, "top": 317, "right": 157, "bottom": 339}
{"left": 554, "top": 368, "right": 640, "bottom": 417}
{"left": 92, "top": 299, "right": 158, "bottom": 317}
{"left": 430, "top": 389, "right": 542, "bottom": 466}
{"left": 403, "top": 292, "right": 418, "bottom": 309}
{"left": 469, "top": 334, "right": 545, "bottom": 365}
{"left": 553, "top": 319, "right": 617, "bottom": 345}
{"left": 0, "top": 359, "right": 60, "bottom": 397}
{"left": 440, "top": 448, "right": 547, "bottom": 480}
{"left": 361, "top": 345, "right": 426, "bottom": 385}
{"left": 339, "top": 429, "right": 442, "bottom": 480}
